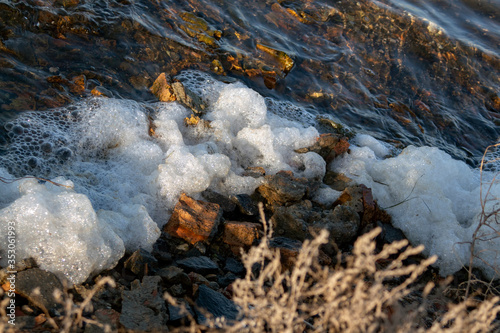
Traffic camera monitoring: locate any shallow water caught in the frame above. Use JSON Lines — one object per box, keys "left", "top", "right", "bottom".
{"left": 0, "top": 0, "right": 498, "bottom": 164}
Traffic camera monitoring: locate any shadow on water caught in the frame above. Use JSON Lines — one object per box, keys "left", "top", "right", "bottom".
{"left": 0, "top": 0, "right": 498, "bottom": 165}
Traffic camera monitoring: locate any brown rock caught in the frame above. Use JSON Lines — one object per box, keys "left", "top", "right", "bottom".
{"left": 295, "top": 133, "right": 350, "bottom": 163}
{"left": 164, "top": 193, "right": 222, "bottom": 244}
{"left": 70, "top": 74, "right": 86, "bottom": 95}
{"left": 150, "top": 73, "right": 176, "bottom": 102}
{"left": 269, "top": 201, "right": 312, "bottom": 241}
{"left": 257, "top": 170, "right": 309, "bottom": 207}
{"left": 223, "top": 221, "right": 261, "bottom": 252}
{"left": 334, "top": 184, "right": 387, "bottom": 227}
{"left": 323, "top": 171, "right": 353, "bottom": 191}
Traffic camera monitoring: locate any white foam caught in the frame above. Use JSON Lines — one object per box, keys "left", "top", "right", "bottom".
{"left": 0, "top": 73, "right": 324, "bottom": 284}
{"left": 332, "top": 135, "right": 500, "bottom": 279}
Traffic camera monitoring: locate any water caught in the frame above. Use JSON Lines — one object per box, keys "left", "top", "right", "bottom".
{"left": 0, "top": 0, "right": 498, "bottom": 164}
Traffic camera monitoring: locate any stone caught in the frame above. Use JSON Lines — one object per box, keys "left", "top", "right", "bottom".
{"left": 172, "top": 81, "right": 207, "bottom": 114}
{"left": 242, "top": 166, "right": 266, "bottom": 178}
{"left": 269, "top": 201, "right": 312, "bottom": 241}
{"left": 152, "top": 238, "right": 173, "bottom": 263}
{"left": 150, "top": 72, "right": 176, "bottom": 102}
{"left": 335, "top": 184, "right": 383, "bottom": 227}
{"left": 201, "top": 189, "right": 236, "bottom": 213}
{"left": 224, "top": 257, "right": 245, "bottom": 275}
{"left": 195, "top": 284, "right": 239, "bottom": 325}
{"left": 176, "top": 256, "right": 219, "bottom": 275}
{"left": 164, "top": 193, "right": 223, "bottom": 244}
{"left": 295, "top": 133, "right": 350, "bottom": 164}
{"left": 84, "top": 309, "right": 120, "bottom": 333}
{"left": 168, "top": 299, "right": 194, "bottom": 325}
{"left": 269, "top": 237, "right": 303, "bottom": 270}
{"left": 90, "top": 86, "right": 113, "bottom": 98}
{"left": 123, "top": 248, "right": 158, "bottom": 276}
{"left": 119, "top": 276, "right": 167, "bottom": 331}
{"left": 309, "top": 205, "right": 360, "bottom": 252}
{"left": 323, "top": 170, "right": 353, "bottom": 191}
{"left": 257, "top": 171, "right": 309, "bottom": 206}
{"left": 230, "top": 194, "right": 258, "bottom": 215}
{"left": 157, "top": 266, "right": 191, "bottom": 287}
{"left": 15, "top": 268, "right": 64, "bottom": 315}
{"left": 218, "top": 272, "right": 237, "bottom": 288}
{"left": 223, "top": 221, "right": 261, "bottom": 251}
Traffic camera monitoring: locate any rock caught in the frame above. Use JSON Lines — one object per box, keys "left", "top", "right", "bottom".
{"left": 269, "top": 201, "right": 312, "bottom": 241}
{"left": 377, "top": 221, "right": 406, "bottom": 244}
{"left": 157, "top": 266, "right": 191, "bottom": 287}
{"left": 164, "top": 193, "right": 223, "bottom": 244}
{"left": 90, "top": 86, "right": 113, "bottom": 98}
{"left": 295, "top": 133, "right": 350, "bottom": 164}
{"left": 201, "top": 189, "right": 236, "bottom": 213}
{"left": 335, "top": 184, "right": 384, "bottom": 226}
{"left": 323, "top": 170, "right": 353, "bottom": 191}
{"left": 119, "top": 276, "right": 167, "bottom": 331}
{"left": 223, "top": 221, "right": 261, "bottom": 252}
{"left": 257, "top": 171, "right": 309, "bottom": 206}
{"left": 152, "top": 238, "right": 173, "bottom": 263}
{"left": 84, "top": 309, "right": 120, "bottom": 333}
{"left": 269, "top": 237, "right": 303, "bottom": 270}
{"left": 176, "top": 256, "right": 219, "bottom": 275}
{"left": 123, "top": 248, "right": 158, "bottom": 276}
{"left": 309, "top": 205, "right": 360, "bottom": 251}
{"left": 168, "top": 299, "right": 194, "bottom": 326}
{"left": 195, "top": 284, "right": 239, "bottom": 325}
{"left": 172, "top": 81, "right": 207, "bottom": 114}
{"left": 242, "top": 166, "right": 266, "bottom": 178}
{"left": 150, "top": 72, "right": 176, "bottom": 102}
{"left": 230, "top": 194, "right": 258, "bottom": 215}
{"left": 15, "top": 268, "right": 64, "bottom": 315}
{"left": 224, "top": 257, "right": 245, "bottom": 275}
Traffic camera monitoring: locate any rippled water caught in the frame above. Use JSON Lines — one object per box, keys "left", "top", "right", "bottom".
{"left": 0, "top": 0, "right": 498, "bottom": 165}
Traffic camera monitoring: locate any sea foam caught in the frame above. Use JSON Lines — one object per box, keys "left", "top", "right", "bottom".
{"left": 0, "top": 71, "right": 322, "bottom": 284}
{"left": 332, "top": 137, "right": 500, "bottom": 279}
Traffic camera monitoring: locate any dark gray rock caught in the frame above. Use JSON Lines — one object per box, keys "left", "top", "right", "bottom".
{"left": 224, "top": 257, "right": 245, "bottom": 275}
{"left": 218, "top": 272, "right": 237, "bottom": 288}
{"left": 269, "top": 201, "right": 313, "bottom": 241}
{"left": 119, "top": 276, "right": 167, "bottom": 331}
{"left": 123, "top": 248, "right": 158, "bottom": 276}
{"left": 168, "top": 299, "right": 194, "bottom": 325}
{"left": 230, "top": 194, "right": 258, "bottom": 215}
{"left": 15, "top": 268, "right": 63, "bottom": 315}
{"left": 195, "top": 284, "right": 239, "bottom": 325}
{"left": 201, "top": 189, "right": 236, "bottom": 213}
{"left": 176, "top": 256, "right": 219, "bottom": 275}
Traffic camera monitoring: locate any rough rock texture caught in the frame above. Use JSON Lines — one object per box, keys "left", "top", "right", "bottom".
{"left": 165, "top": 193, "right": 223, "bottom": 244}
{"left": 195, "top": 284, "right": 239, "bottom": 324}
{"left": 176, "top": 256, "right": 220, "bottom": 275}
{"left": 150, "top": 72, "right": 176, "bottom": 102}
{"left": 15, "top": 268, "right": 64, "bottom": 315}
{"left": 223, "top": 221, "right": 261, "bottom": 251}
{"left": 269, "top": 237, "right": 303, "bottom": 270}
{"left": 295, "top": 133, "right": 350, "bottom": 164}
{"left": 269, "top": 201, "right": 312, "bottom": 241}
{"left": 257, "top": 171, "right": 309, "bottom": 207}
{"left": 171, "top": 81, "right": 207, "bottom": 114}
{"left": 123, "top": 248, "right": 158, "bottom": 276}
{"left": 230, "top": 194, "right": 258, "bottom": 216}
{"left": 119, "top": 276, "right": 167, "bottom": 331}
{"left": 323, "top": 170, "right": 353, "bottom": 191}
{"left": 84, "top": 309, "right": 120, "bottom": 333}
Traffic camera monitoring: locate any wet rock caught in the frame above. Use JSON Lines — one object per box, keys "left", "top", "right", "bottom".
{"left": 223, "top": 221, "right": 261, "bottom": 253}
{"left": 195, "top": 284, "right": 239, "bottom": 325}
{"left": 295, "top": 133, "right": 350, "bottom": 164}
{"left": 15, "top": 268, "right": 63, "bottom": 315}
{"left": 90, "top": 86, "right": 113, "bottom": 98}
{"left": 224, "top": 257, "right": 245, "bottom": 275}
{"left": 176, "top": 256, "right": 219, "bottom": 275}
{"left": 164, "top": 193, "right": 223, "bottom": 244}
{"left": 172, "top": 81, "right": 207, "bottom": 114}
{"left": 123, "top": 248, "right": 158, "bottom": 276}
{"left": 119, "top": 276, "right": 167, "bottom": 331}
{"left": 230, "top": 194, "right": 258, "bottom": 215}
{"left": 335, "top": 184, "right": 385, "bottom": 226}
{"left": 150, "top": 72, "right": 176, "bottom": 102}
{"left": 201, "top": 189, "right": 236, "bottom": 213}
{"left": 323, "top": 170, "right": 353, "bottom": 191}
{"left": 257, "top": 170, "right": 309, "bottom": 207}
{"left": 309, "top": 205, "right": 360, "bottom": 251}
{"left": 84, "top": 309, "right": 120, "bottom": 333}
{"left": 269, "top": 201, "right": 312, "bottom": 241}
{"left": 242, "top": 166, "right": 266, "bottom": 178}
{"left": 269, "top": 237, "right": 303, "bottom": 270}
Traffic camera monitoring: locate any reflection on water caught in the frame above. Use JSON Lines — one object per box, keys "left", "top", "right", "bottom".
{"left": 0, "top": 0, "right": 498, "bottom": 165}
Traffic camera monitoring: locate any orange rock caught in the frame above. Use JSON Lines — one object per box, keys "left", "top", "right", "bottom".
{"left": 150, "top": 73, "right": 176, "bottom": 102}
{"left": 223, "top": 221, "right": 261, "bottom": 248}
{"left": 164, "top": 193, "right": 222, "bottom": 244}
